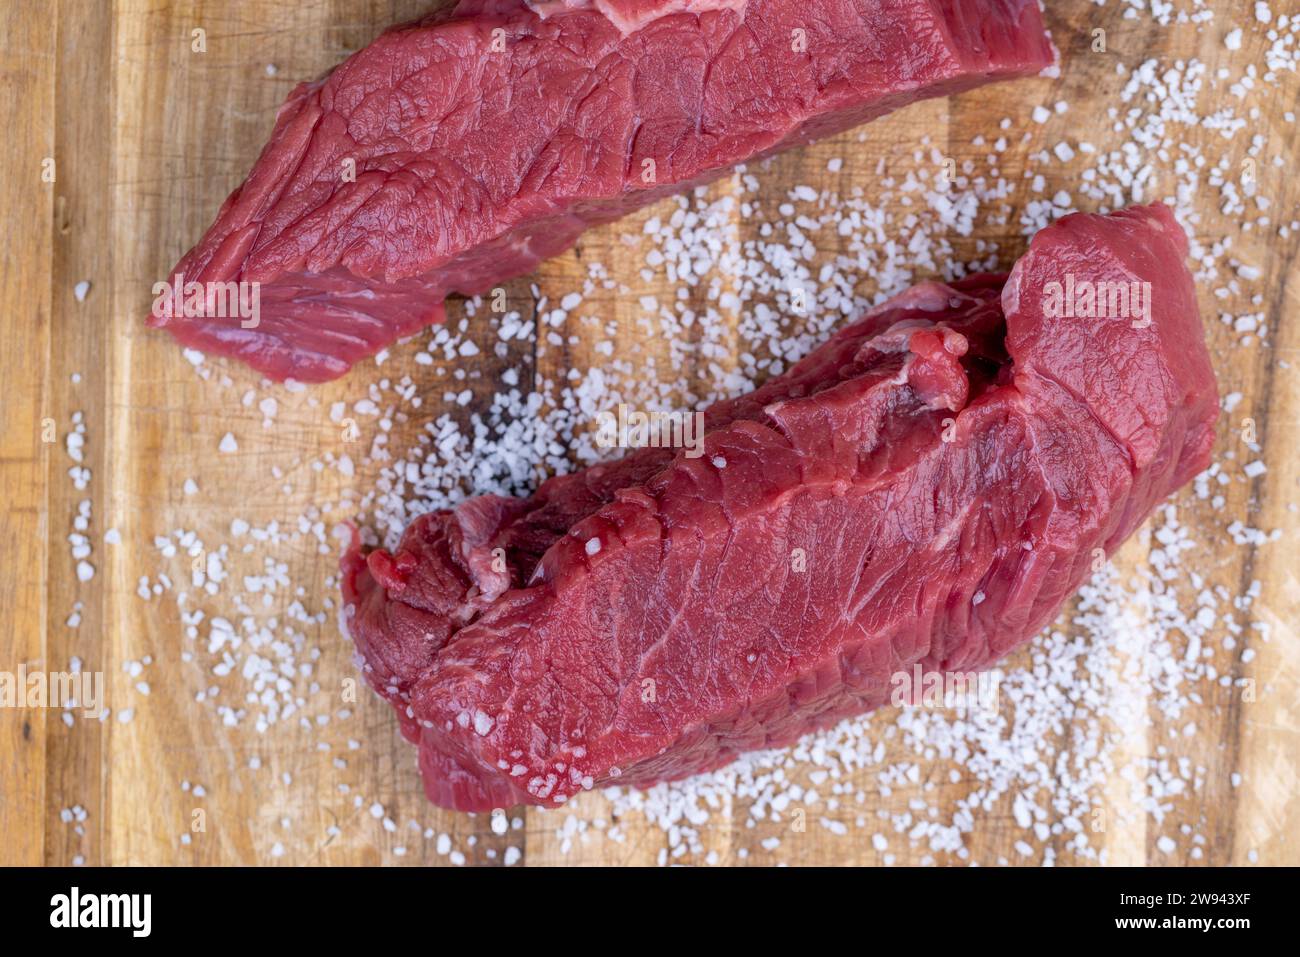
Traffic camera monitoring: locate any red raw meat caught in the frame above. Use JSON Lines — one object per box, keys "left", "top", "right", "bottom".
{"left": 340, "top": 204, "right": 1219, "bottom": 812}
{"left": 148, "top": 0, "right": 1054, "bottom": 381}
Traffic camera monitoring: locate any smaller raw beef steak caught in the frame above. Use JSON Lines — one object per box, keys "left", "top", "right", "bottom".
{"left": 342, "top": 204, "right": 1219, "bottom": 812}
{"left": 148, "top": 0, "right": 1054, "bottom": 381}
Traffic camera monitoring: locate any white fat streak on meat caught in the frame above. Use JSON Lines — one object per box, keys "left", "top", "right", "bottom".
{"left": 520, "top": 0, "right": 747, "bottom": 35}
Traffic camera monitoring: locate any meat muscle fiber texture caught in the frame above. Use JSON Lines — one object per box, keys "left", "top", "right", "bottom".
{"left": 340, "top": 204, "right": 1219, "bottom": 812}
{"left": 148, "top": 0, "right": 1054, "bottom": 381}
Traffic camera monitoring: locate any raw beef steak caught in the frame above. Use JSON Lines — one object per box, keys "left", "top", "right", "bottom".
{"left": 340, "top": 204, "right": 1219, "bottom": 812}
{"left": 149, "top": 0, "right": 1054, "bottom": 381}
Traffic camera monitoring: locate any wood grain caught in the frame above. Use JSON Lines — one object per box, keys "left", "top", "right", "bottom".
{"left": 1, "top": 0, "right": 1297, "bottom": 866}
{"left": 0, "top": 0, "right": 55, "bottom": 868}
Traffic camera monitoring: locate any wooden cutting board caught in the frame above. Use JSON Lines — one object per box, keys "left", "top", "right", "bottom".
{"left": 3, "top": 0, "right": 1298, "bottom": 866}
